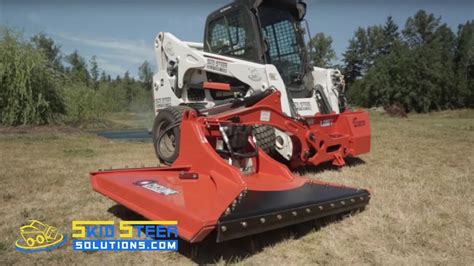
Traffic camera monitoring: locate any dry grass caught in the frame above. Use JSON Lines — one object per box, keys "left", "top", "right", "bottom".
{"left": 0, "top": 110, "right": 473, "bottom": 265}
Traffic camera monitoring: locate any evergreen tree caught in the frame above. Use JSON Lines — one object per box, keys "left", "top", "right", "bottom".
{"left": 66, "top": 50, "right": 90, "bottom": 85}
{"left": 382, "top": 16, "right": 400, "bottom": 55}
{"left": 100, "top": 70, "right": 107, "bottom": 82}
{"left": 30, "top": 32, "right": 63, "bottom": 71}
{"left": 123, "top": 71, "right": 131, "bottom": 84}
{"left": 123, "top": 71, "right": 134, "bottom": 103}
{"left": 403, "top": 10, "right": 441, "bottom": 47}
{"left": 89, "top": 55, "right": 100, "bottom": 89}
{"left": 365, "top": 25, "right": 385, "bottom": 69}
{"left": 343, "top": 27, "right": 367, "bottom": 85}
{"left": 346, "top": 10, "right": 464, "bottom": 112}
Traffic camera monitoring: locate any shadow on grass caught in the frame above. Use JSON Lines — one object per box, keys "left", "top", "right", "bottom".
{"left": 108, "top": 204, "right": 145, "bottom": 220}
{"left": 295, "top": 157, "right": 366, "bottom": 176}
{"left": 108, "top": 204, "right": 364, "bottom": 264}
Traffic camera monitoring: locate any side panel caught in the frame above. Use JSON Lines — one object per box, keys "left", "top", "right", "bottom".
{"left": 312, "top": 67, "right": 341, "bottom": 114}
{"left": 152, "top": 72, "right": 182, "bottom": 115}
{"left": 264, "top": 64, "right": 293, "bottom": 116}
{"left": 293, "top": 97, "right": 320, "bottom": 116}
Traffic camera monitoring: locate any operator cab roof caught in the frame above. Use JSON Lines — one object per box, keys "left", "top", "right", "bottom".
{"left": 207, "top": 0, "right": 307, "bottom": 22}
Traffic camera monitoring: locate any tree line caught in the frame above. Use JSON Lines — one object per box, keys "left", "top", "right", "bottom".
{"left": 1, "top": 9, "right": 473, "bottom": 126}
{"left": 310, "top": 10, "right": 473, "bottom": 112}
{"left": 0, "top": 28, "right": 154, "bottom": 126}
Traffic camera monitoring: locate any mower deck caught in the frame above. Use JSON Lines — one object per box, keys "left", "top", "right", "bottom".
{"left": 92, "top": 167, "right": 370, "bottom": 243}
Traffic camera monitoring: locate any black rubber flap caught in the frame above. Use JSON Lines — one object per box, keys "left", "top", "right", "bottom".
{"left": 217, "top": 182, "right": 370, "bottom": 242}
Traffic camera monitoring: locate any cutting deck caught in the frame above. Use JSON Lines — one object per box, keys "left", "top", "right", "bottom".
{"left": 91, "top": 101, "right": 370, "bottom": 243}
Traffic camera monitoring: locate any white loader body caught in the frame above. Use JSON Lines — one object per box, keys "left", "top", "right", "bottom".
{"left": 153, "top": 32, "right": 345, "bottom": 160}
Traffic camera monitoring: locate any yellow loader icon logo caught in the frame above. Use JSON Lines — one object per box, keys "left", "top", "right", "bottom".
{"left": 15, "top": 220, "right": 67, "bottom": 252}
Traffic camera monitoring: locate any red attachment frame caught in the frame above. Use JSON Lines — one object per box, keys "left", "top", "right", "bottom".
{"left": 90, "top": 90, "right": 371, "bottom": 243}
{"left": 201, "top": 90, "right": 371, "bottom": 168}
{"left": 92, "top": 112, "right": 303, "bottom": 242}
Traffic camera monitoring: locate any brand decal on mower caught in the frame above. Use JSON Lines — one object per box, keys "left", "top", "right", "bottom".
{"left": 353, "top": 119, "right": 366, "bottom": 127}
{"left": 207, "top": 58, "right": 228, "bottom": 73}
{"left": 134, "top": 180, "right": 178, "bottom": 196}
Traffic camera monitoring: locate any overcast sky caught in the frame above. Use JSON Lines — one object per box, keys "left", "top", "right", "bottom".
{"left": 1, "top": 0, "right": 473, "bottom": 77}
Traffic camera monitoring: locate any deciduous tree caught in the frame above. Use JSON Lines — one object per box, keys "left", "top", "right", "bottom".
{"left": 309, "top": 33, "right": 336, "bottom": 68}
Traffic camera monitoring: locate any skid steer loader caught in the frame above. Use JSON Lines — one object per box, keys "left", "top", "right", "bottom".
{"left": 152, "top": 0, "right": 370, "bottom": 167}
{"left": 89, "top": 0, "right": 371, "bottom": 244}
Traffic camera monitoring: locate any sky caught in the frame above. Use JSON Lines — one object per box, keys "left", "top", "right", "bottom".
{"left": 1, "top": 0, "right": 473, "bottom": 78}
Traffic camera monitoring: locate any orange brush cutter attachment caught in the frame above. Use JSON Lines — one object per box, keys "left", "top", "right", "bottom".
{"left": 91, "top": 90, "right": 371, "bottom": 243}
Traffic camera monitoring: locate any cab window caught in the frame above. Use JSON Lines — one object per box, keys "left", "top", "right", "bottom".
{"left": 259, "top": 6, "right": 304, "bottom": 85}
{"left": 207, "top": 10, "right": 258, "bottom": 62}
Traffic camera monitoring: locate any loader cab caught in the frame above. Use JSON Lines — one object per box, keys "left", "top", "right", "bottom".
{"left": 204, "top": 0, "right": 312, "bottom": 97}
{"left": 204, "top": 3, "right": 263, "bottom": 63}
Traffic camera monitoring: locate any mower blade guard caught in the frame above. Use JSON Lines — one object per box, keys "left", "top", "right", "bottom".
{"left": 91, "top": 109, "right": 371, "bottom": 243}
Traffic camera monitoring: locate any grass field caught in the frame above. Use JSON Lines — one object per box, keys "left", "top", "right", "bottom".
{"left": 0, "top": 110, "right": 473, "bottom": 265}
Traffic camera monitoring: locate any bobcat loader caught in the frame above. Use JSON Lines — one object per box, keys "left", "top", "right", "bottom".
{"left": 151, "top": 0, "right": 368, "bottom": 167}
{"left": 91, "top": 0, "right": 372, "bottom": 243}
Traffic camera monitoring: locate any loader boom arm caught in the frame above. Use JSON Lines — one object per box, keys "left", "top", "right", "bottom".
{"left": 154, "top": 32, "right": 294, "bottom": 116}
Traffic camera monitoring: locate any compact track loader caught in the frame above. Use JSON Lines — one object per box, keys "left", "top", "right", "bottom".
{"left": 92, "top": 89, "right": 371, "bottom": 243}
{"left": 151, "top": 0, "right": 371, "bottom": 167}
